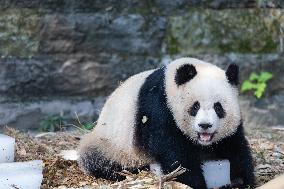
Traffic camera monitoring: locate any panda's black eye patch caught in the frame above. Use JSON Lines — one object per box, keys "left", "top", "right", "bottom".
{"left": 189, "top": 101, "right": 200, "bottom": 117}
{"left": 214, "top": 102, "right": 226, "bottom": 118}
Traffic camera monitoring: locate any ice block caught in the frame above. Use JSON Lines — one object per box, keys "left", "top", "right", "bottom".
{"left": 0, "top": 160, "right": 43, "bottom": 189}
{"left": 202, "top": 160, "right": 231, "bottom": 188}
{"left": 0, "top": 134, "right": 15, "bottom": 163}
{"left": 60, "top": 150, "right": 78, "bottom": 160}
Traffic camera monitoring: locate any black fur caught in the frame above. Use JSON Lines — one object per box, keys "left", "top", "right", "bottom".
{"left": 135, "top": 68, "right": 255, "bottom": 189}
{"left": 226, "top": 64, "right": 239, "bottom": 86}
{"left": 78, "top": 147, "right": 127, "bottom": 181}
{"left": 214, "top": 102, "right": 226, "bottom": 119}
{"left": 78, "top": 147, "right": 149, "bottom": 181}
{"left": 175, "top": 64, "right": 197, "bottom": 85}
{"left": 189, "top": 101, "right": 200, "bottom": 117}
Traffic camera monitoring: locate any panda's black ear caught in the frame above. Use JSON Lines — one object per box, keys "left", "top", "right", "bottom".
{"left": 226, "top": 64, "right": 239, "bottom": 86}
{"left": 175, "top": 64, "right": 197, "bottom": 86}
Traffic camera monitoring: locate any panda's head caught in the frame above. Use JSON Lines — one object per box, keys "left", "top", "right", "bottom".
{"left": 165, "top": 58, "right": 241, "bottom": 146}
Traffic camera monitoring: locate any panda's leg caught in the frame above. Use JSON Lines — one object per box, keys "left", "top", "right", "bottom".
{"left": 78, "top": 147, "right": 126, "bottom": 181}
{"left": 150, "top": 148, "right": 207, "bottom": 189}
{"left": 225, "top": 126, "right": 255, "bottom": 188}
{"left": 142, "top": 122, "right": 207, "bottom": 187}
{"left": 229, "top": 145, "right": 255, "bottom": 188}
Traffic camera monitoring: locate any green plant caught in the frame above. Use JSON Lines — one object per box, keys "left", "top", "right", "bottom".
{"left": 74, "top": 112, "right": 95, "bottom": 131}
{"left": 241, "top": 71, "right": 273, "bottom": 98}
{"left": 82, "top": 122, "right": 94, "bottom": 130}
{"left": 39, "top": 115, "right": 67, "bottom": 132}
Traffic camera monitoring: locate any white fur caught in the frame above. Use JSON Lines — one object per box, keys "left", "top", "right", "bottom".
{"left": 150, "top": 163, "right": 163, "bottom": 176}
{"left": 165, "top": 58, "right": 241, "bottom": 145}
{"left": 79, "top": 70, "right": 155, "bottom": 167}
{"left": 194, "top": 108, "right": 218, "bottom": 133}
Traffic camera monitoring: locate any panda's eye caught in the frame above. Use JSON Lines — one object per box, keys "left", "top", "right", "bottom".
{"left": 193, "top": 102, "right": 200, "bottom": 110}
{"left": 189, "top": 101, "right": 200, "bottom": 117}
{"left": 214, "top": 102, "right": 226, "bottom": 118}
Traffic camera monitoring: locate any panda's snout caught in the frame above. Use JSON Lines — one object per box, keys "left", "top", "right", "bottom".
{"left": 198, "top": 123, "right": 212, "bottom": 130}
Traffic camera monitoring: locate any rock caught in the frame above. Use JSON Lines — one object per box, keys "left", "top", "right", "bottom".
{"left": 0, "top": 0, "right": 40, "bottom": 9}
{"left": 167, "top": 9, "right": 284, "bottom": 55}
{"left": 0, "top": 98, "right": 105, "bottom": 130}
{"left": 1, "top": 0, "right": 284, "bottom": 13}
{"left": 52, "top": 55, "right": 160, "bottom": 97}
{"left": 40, "top": 13, "right": 166, "bottom": 55}
{"left": 40, "top": 0, "right": 149, "bottom": 14}
{"left": 0, "top": 56, "right": 283, "bottom": 130}
{"left": 153, "top": 0, "right": 189, "bottom": 14}
{"left": 0, "top": 8, "right": 39, "bottom": 57}
{"left": 0, "top": 55, "right": 160, "bottom": 99}
{"left": 0, "top": 58, "right": 54, "bottom": 99}
{"left": 208, "top": 0, "right": 257, "bottom": 9}
{"left": 240, "top": 95, "right": 284, "bottom": 128}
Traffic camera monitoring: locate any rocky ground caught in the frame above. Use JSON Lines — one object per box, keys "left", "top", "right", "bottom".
{"left": 3, "top": 126, "right": 284, "bottom": 189}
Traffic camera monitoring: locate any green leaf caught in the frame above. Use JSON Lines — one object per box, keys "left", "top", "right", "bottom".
{"left": 249, "top": 72, "right": 259, "bottom": 82}
{"left": 254, "top": 83, "right": 266, "bottom": 98}
{"left": 241, "top": 81, "right": 257, "bottom": 92}
{"left": 258, "top": 72, "right": 273, "bottom": 83}
{"left": 83, "top": 123, "right": 94, "bottom": 130}
{"left": 242, "top": 70, "right": 273, "bottom": 99}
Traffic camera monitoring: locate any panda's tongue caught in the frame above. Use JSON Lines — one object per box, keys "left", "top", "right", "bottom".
{"left": 199, "top": 133, "right": 212, "bottom": 141}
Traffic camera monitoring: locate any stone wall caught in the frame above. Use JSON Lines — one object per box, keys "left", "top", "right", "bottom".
{"left": 0, "top": 0, "right": 284, "bottom": 129}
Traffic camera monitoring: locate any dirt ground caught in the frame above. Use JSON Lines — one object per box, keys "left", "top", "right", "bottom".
{"left": 3, "top": 126, "right": 284, "bottom": 189}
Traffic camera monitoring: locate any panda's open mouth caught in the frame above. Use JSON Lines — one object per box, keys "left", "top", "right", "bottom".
{"left": 198, "top": 132, "right": 215, "bottom": 142}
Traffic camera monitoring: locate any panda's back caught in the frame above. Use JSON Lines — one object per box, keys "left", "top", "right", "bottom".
{"left": 80, "top": 69, "right": 155, "bottom": 167}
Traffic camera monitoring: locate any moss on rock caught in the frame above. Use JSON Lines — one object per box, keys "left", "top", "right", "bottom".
{"left": 0, "top": 8, "right": 39, "bottom": 57}
{"left": 167, "top": 9, "right": 283, "bottom": 55}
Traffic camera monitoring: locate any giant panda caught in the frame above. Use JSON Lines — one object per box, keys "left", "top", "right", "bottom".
{"left": 78, "top": 58, "right": 255, "bottom": 189}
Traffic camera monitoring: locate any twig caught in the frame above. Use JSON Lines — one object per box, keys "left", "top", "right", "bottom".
{"left": 62, "top": 124, "right": 90, "bottom": 133}
{"left": 75, "top": 112, "right": 84, "bottom": 127}
{"left": 158, "top": 166, "right": 187, "bottom": 188}
{"left": 161, "top": 165, "right": 187, "bottom": 182}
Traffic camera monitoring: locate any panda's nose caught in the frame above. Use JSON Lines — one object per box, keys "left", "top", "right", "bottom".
{"left": 199, "top": 123, "right": 212, "bottom": 130}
